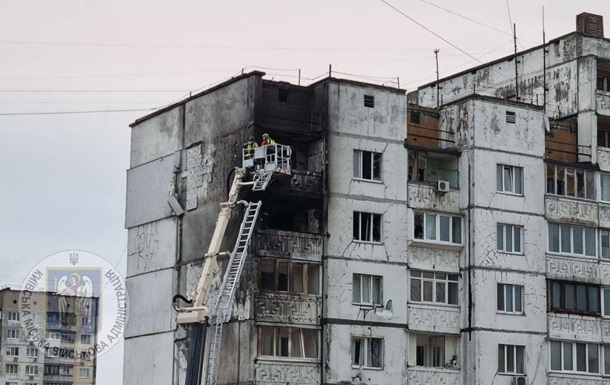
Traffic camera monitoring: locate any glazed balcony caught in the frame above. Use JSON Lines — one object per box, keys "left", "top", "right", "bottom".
{"left": 407, "top": 367, "right": 460, "bottom": 385}
{"left": 255, "top": 361, "right": 320, "bottom": 385}
{"left": 407, "top": 304, "right": 460, "bottom": 334}
{"left": 255, "top": 230, "right": 323, "bottom": 262}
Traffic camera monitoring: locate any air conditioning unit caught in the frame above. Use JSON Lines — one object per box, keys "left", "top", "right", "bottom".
{"left": 436, "top": 180, "right": 451, "bottom": 192}
{"left": 12, "top": 357, "right": 17, "bottom": 362}
{"left": 512, "top": 376, "right": 526, "bottom": 385}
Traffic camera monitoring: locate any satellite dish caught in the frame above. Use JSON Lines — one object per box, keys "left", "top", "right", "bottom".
{"left": 374, "top": 309, "right": 393, "bottom": 320}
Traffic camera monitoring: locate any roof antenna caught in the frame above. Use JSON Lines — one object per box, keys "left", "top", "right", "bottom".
{"left": 434, "top": 49, "right": 440, "bottom": 107}
{"left": 542, "top": 5, "right": 548, "bottom": 113}
{"left": 513, "top": 23, "right": 519, "bottom": 101}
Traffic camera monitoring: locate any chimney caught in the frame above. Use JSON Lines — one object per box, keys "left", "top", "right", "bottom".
{"left": 576, "top": 12, "right": 604, "bottom": 38}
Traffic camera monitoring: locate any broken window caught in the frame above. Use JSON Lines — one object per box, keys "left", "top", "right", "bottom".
{"left": 497, "top": 283, "right": 523, "bottom": 314}
{"left": 353, "top": 212, "right": 382, "bottom": 243}
{"left": 498, "top": 344, "right": 525, "bottom": 374}
{"left": 278, "top": 88, "right": 289, "bottom": 102}
{"left": 546, "top": 163, "right": 594, "bottom": 199}
{"left": 352, "top": 274, "right": 382, "bottom": 306}
{"left": 548, "top": 223, "right": 596, "bottom": 257}
{"left": 258, "top": 326, "right": 317, "bottom": 359}
{"left": 353, "top": 150, "right": 382, "bottom": 181}
{"left": 497, "top": 164, "right": 523, "bottom": 195}
{"left": 352, "top": 337, "right": 383, "bottom": 368}
{"left": 258, "top": 258, "right": 320, "bottom": 295}
{"left": 410, "top": 270, "right": 458, "bottom": 305}
{"left": 408, "top": 151, "right": 458, "bottom": 188}
{"left": 548, "top": 280, "right": 600, "bottom": 315}
{"left": 414, "top": 212, "right": 461, "bottom": 244}
{"left": 411, "top": 110, "right": 421, "bottom": 124}
{"left": 497, "top": 224, "right": 523, "bottom": 254}
{"left": 363, "top": 95, "right": 375, "bottom": 108}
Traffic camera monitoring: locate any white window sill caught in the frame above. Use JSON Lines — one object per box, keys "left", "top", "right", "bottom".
{"left": 496, "top": 311, "right": 525, "bottom": 316}
{"left": 256, "top": 356, "right": 319, "bottom": 364}
{"left": 496, "top": 191, "right": 524, "bottom": 197}
{"left": 353, "top": 240, "right": 384, "bottom": 246}
{"left": 409, "top": 302, "right": 460, "bottom": 309}
{"left": 498, "top": 373, "right": 526, "bottom": 376}
{"left": 352, "top": 178, "right": 383, "bottom": 184}
{"left": 546, "top": 252, "right": 598, "bottom": 260}
{"left": 497, "top": 250, "right": 524, "bottom": 256}
{"left": 353, "top": 303, "right": 384, "bottom": 308}
{"left": 351, "top": 365, "right": 384, "bottom": 371}
{"left": 409, "top": 239, "right": 463, "bottom": 251}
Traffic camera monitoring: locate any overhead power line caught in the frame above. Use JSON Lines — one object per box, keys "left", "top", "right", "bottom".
{"left": 0, "top": 89, "right": 189, "bottom": 93}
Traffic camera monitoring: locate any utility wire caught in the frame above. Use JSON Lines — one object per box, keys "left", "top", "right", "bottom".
{"left": 0, "top": 89, "right": 190, "bottom": 93}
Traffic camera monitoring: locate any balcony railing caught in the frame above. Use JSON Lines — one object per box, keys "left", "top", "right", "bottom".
{"left": 407, "top": 184, "right": 460, "bottom": 215}
{"left": 546, "top": 254, "right": 610, "bottom": 282}
{"left": 255, "top": 230, "right": 323, "bottom": 261}
{"left": 548, "top": 373, "right": 608, "bottom": 385}
{"left": 547, "top": 313, "right": 609, "bottom": 341}
{"left": 255, "top": 361, "right": 320, "bottom": 385}
{"left": 407, "top": 367, "right": 460, "bottom": 385}
{"left": 545, "top": 196, "right": 598, "bottom": 226}
{"left": 407, "top": 303, "right": 460, "bottom": 334}
{"left": 255, "top": 292, "right": 320, "bottom": 324}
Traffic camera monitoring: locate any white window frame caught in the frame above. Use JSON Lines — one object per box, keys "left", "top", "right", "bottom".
{"left": 352, "top": 274, "right": 383, "bottom": 306}
{"left": 353, "top": 150, "right": 382, "bottom": 182}
{"left": 497, "top": 164, "right": 523, "bottom": 195}
{"left": 352, "top": 337, "right": 383, "bottom": 369}
{"left": 548, "top": 223, "right": 596, "bottom": 258}
{"left": 497, "top": 284, "right": 523, "bottom": 314}
{"left": 414, "top": 212, "right": 462, "bottom": 245}
{"left": 6, "top": 364, "right": 19, "bottom": 374}
{"left": 550, "top": 340, "right": 600, "bottom": 374}
{"left": 80, "top": 368, "right": 91, "bottom": 378}
{"left": 25, "top": 365, "right": 38, "bottom": 376}
{"left": 498, "top": 344, "right": 525, "bottom": 375}
{"left": 497, "top": 224, "right": 523, "bottom": 254}
{"left": 6, "top": 347, "right": 19, "bottom": 357}
{"left": 602, "top": 287, "right": 610, "bottom": 318}
{"left": 353, "top": 211, "right": 382, "bottom": 243}
{"left": 26, "top": 348, "right": 38, "bottom": 358}
{"left": 7, "top": 329, "right": 20, "bottom": 339}
{"left": 7, "top": 311, "right": 20, "bottom": 321}
{"left": 546, "top": 163, "right": 595, "bottom": 200}
{"left": 410, "top": 270, "right": 459, "bottom": 305}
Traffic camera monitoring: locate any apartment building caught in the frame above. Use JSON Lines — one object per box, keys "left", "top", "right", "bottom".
{"left": 124, "top": 11, "right": 610, "bottom": 385}
{"left": 0, "top": 289, "right": 98, "bottom": 385}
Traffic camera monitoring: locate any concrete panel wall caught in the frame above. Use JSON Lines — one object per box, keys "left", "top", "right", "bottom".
{"left": 324, "top": 258, "right": 407, "bottom": 323}
{"left": 125, "top": 152, "right": 180, "bottom": 228}
{"left": 471, "top": 269, "right": 546, "bottom": 333}
{"left": 127, "top": 217, "right": 178, "bottom": 277}
{"left": 471, "top": 208, "right": 546, "bottom": 273}
{"left": 328, "top": 135, "right": 407, "bottom": 201}
{"left": 123, "top": 332, "right": 175, "bottom": 385}
{"left": 130, "top": 105, "right": 184, "bottom": 168}
{"left": 325, "top": 196, "right": 408, "bottom": 263}
{"left": 125, "top": 268, "right": 176, "bottom": 338}
{"left": 323, "top": 324, "right": 407, "bottom": 385}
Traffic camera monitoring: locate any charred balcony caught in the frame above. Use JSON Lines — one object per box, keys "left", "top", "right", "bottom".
{"left": 258, "top": 81, "right": 321, "bottom": 140}
{"left": 545, "top": 116, "right": 591, "bottom": 163}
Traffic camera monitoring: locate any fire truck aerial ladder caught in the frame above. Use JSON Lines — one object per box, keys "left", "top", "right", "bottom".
{"left": 173, "top": 143, "right": 291, "bottom": 385}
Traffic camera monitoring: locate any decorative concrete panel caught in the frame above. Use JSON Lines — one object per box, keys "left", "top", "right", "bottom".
{"left": 125, "top": 152, "right": 180, "bottom": 228}
{"left": 255, "top": 293, "right": 320, "bottom": 324}
{"left": 596, "top": 91, "right": 610, "bottom": 117}
{"left": 408, "top": 184, "right": 460, "bottom": 214}
{"left": 127, "top": 218, "right": 177, "bottom": 277}
{"left": 548, "top": 374, "right": 607, "bottom": 385}
{"left": 546, "top": 254, "right": 610, "bottom": 283}
{"left": 547, "top": 313, "right": 602, "bottom": 342}
{"left": 407, "top": 367, "right": 460, "bottom": 385}
{"left": 545, "top": 196, "right": 598, "bottom": 226}
{"left": 255, "top": 362, "right": 320, "bottom": 385}
{"left": 256, "top": 230, "right": 323, "bottom": 261}
{"left": 407, "top": 304, "right": 460, "bottom": 334}
{"left": 408, "top": 246, "right": 460, "bottom": 272}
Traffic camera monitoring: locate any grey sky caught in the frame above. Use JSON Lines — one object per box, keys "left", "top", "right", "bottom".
{"left": 1, "top": 1, "right": 608, "bottom": 383}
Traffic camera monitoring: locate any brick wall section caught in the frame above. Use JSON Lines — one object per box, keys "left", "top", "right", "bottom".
{"left": 576, "top": 12, "right": 604, "bottom": 38}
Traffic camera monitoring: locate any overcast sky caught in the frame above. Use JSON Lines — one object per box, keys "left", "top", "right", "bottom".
{"left": 1, "top": 1, "right": 608, "bottom": 383}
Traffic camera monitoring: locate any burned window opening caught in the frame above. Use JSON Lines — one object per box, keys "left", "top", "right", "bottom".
{"left": 364, "top": 95, "right": 375, "bottom": 108}
{"left": 259, "top": 258, "right": 320, "bottom": 295}
{"left": 408, "top": 151, "right": 458, "bottom": 188}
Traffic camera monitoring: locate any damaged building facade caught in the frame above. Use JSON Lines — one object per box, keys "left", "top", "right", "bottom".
{"left": 124, "top": 12, "right": 610, "bottom": 385}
